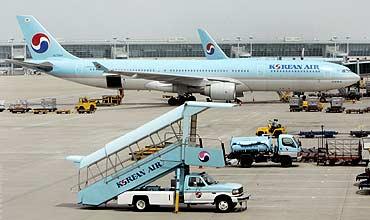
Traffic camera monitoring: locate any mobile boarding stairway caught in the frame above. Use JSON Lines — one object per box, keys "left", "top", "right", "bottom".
{"left": 67, "top": 102, "right": 235, "bottom": 206}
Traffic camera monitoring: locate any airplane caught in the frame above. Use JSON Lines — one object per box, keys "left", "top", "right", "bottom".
{"left": 6, "top": 15, "right": 360, "bottom": 106}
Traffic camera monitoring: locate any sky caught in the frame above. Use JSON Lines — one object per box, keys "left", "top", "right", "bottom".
{"left": 0, "top": 0, "right": 369, "bottom": 42}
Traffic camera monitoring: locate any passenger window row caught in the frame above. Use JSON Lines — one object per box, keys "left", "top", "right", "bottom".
{"left": 270, "top": 70, "right": 320, "bottom": 73}
{"left": 112, "top": 69, "right": 250, "bottom": 73}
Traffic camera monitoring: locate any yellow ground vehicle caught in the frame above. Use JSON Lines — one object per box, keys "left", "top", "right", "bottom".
{"left": 302, "top": 100, "right": 308, "bottom": 111}
{"left": 306, "top": 98, "right": 324, "bottom": 112}
{"left": 75, "top": 97, "right": 97, "bottom": 114}
{"left": 91, "top": 95, "right": 123, "bottom": 106}
{"left": 256, "top": 119, "right": 287, "bottom": 137}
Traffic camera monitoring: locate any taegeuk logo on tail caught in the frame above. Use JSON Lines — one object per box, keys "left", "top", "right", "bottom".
{"left": 31, "top": 33, "right": 50, "bottom": 53}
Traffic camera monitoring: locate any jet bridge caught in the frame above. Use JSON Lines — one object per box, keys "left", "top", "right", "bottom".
{"left": 67, "top": 101, "right": 235, "bottom": 206}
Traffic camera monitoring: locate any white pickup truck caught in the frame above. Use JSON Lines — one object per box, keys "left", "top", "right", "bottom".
{"left": 0, "top": 100, "right": 5, "bottom": 112}
{"left": 118, "top": 172, "right": 249, "bottom": 213}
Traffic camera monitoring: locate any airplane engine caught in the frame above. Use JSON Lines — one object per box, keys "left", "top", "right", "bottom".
{"left": 202, "top": 82, "right": 236, "bottom": 100}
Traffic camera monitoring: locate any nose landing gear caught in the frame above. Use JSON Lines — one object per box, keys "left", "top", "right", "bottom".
{"left": 167, "top": 94, "right": 196, "bottom": 106}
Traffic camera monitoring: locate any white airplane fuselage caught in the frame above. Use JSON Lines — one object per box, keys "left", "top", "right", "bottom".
{"left": 46, "top": 58, "right": 359, "bottom": 94}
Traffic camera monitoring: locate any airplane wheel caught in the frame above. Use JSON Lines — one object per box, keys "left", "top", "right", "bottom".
{"left": 178, "top": 96, "right": 186, "bottom": 105}
{"left": 187, "top": 95, "right": 196, "bottom": 101}
{"left": 235, "top": 98, "right": 242, "bottom": 104}
{"left": 168, "top": 97, "right": 178, "bottom": 106}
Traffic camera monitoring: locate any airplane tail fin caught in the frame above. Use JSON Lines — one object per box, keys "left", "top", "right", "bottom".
{"left": 197, "top": 28, "right": 228, "bottom": 60}
{"left": 16, "top": 15, "right": 78, "bottom": 60}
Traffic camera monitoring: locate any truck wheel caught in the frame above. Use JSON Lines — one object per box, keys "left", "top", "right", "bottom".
{"left": 78, "top": 106, "right": 84, "bottom": 114}
{"left": 257, "top": 131, "right": 264, "bottom": 136}
{"left": 351, "top": 159, "right": 360, "bottom": 166}
{"left": 133, "top": 197, "right": 149, "bottom": 211}
{"left": 89, "top": 105, "right": 95, "bottom": 113}
{"left": 281, "top": 156, "right": 292, "bottom": 167}
{"left": 240, "top": 155, "right": 253, "bottom": 168}
{"left": 215, "top": 197, "right": 233, "bottom": 213}
{"left": 329, "top": 159, "right": 336, "bottom": 166}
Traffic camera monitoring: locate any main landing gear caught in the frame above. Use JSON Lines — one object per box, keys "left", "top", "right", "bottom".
{"left": 167, "top": 94, "right": 196, "bottom": 106}
{"left": 118, "top": 88, "right": 125, "bottom": 104}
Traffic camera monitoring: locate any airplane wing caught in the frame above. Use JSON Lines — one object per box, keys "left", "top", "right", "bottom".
{"left": 5, "top": 59, "right": 53, "bottom": 72}
{"left": 93, "top": 62, "right": 243, "bottom": 86}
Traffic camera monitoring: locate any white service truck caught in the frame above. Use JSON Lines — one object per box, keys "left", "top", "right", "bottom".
{"left": 118, "top": 172, "right": 249, "bottom": 213}
{"left": 0, "top": 100, "right": 5, "bottom": 112}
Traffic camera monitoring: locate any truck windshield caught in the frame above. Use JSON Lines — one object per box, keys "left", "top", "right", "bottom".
{"left": 202, "top": 174, "right": 218, "bottom": 185}
{"left": 282, "top": 137, "right": 295, "bottom": 147}
{"left": 292, "top": 137, "right": 300, "bottom": 147}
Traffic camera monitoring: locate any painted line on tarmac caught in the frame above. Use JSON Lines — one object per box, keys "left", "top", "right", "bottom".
{"left": 25, "top": 91, "right": 107, "bottom": 102}
{"left": 11, "top": 114, "right": 84, "bottom": 130}
{"left": 212, "top": 173, "right": 362, "bottom": 176}
{"left": 250, "top": 195, "right": 369, "bottom": 199}
{"left": 0, "top": 151, "right": 64, "bottom": 155}
{"left": 246, "top": 186, "right": 358, "bottom": 190}
{"left": 2, "top": 174, "right": 76, "bottom": 204}
{"left": 216, "top": 178, "right": 354, "bottom": 183}
{"left": 249, "top": 205, "right": 370, "bottom": 209}
{"left": 0, "top": 164, "right": 2, "bottom": 220}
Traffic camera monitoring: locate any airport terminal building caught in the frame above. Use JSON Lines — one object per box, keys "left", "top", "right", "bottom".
{"left": 2, "top": 38, "right": 370, "bottom": 74}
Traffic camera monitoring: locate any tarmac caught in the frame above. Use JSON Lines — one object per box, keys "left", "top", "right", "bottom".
{"left": 1, "top": 75, "right": 370, "bottom": 220}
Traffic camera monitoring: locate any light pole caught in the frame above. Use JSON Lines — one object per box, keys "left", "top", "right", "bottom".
{"left": 249, "top": 36, "right": 254, "bottom": 57}
{"left": 236, "top": 36, "right": 241, "bottom": 58}
{"left": 112, "top": 37, "right": 117, "bottom": 59}
{"left": 125, "top": 37, "right": 130, "bottom": 58}
{"left": 22, "top": 38, "right": 27, "bottom": 61}
{"left": 331, "top": 36, "right": 337, "bottom": 58}
{"left": 8, "top": 38, "right": 14, "bottom": 75}
{"left": 346, "top": 36, "right": 351, "bottom": 56}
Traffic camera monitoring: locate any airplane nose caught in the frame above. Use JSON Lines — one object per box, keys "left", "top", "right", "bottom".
{"left": 344, "top": 72, "right": 361, "bottom": 86}
{"left": 350, "top": 72, "right": 360, "bottom": 83}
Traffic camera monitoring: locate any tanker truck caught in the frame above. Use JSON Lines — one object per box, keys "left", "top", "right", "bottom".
{"left": 227, "top": 134, "right": 302, "bottom": 168}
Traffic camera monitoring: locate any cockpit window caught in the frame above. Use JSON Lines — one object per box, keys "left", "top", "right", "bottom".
{"left": 342, "top": 68, "right": 351, "bottom": 73}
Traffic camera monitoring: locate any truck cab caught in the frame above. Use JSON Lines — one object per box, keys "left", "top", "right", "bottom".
{"left": 183, "top": 172, "right": 248, "bottom": 212}
{"left": 275, "top": 134, "right": 302, "bottom": 166}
